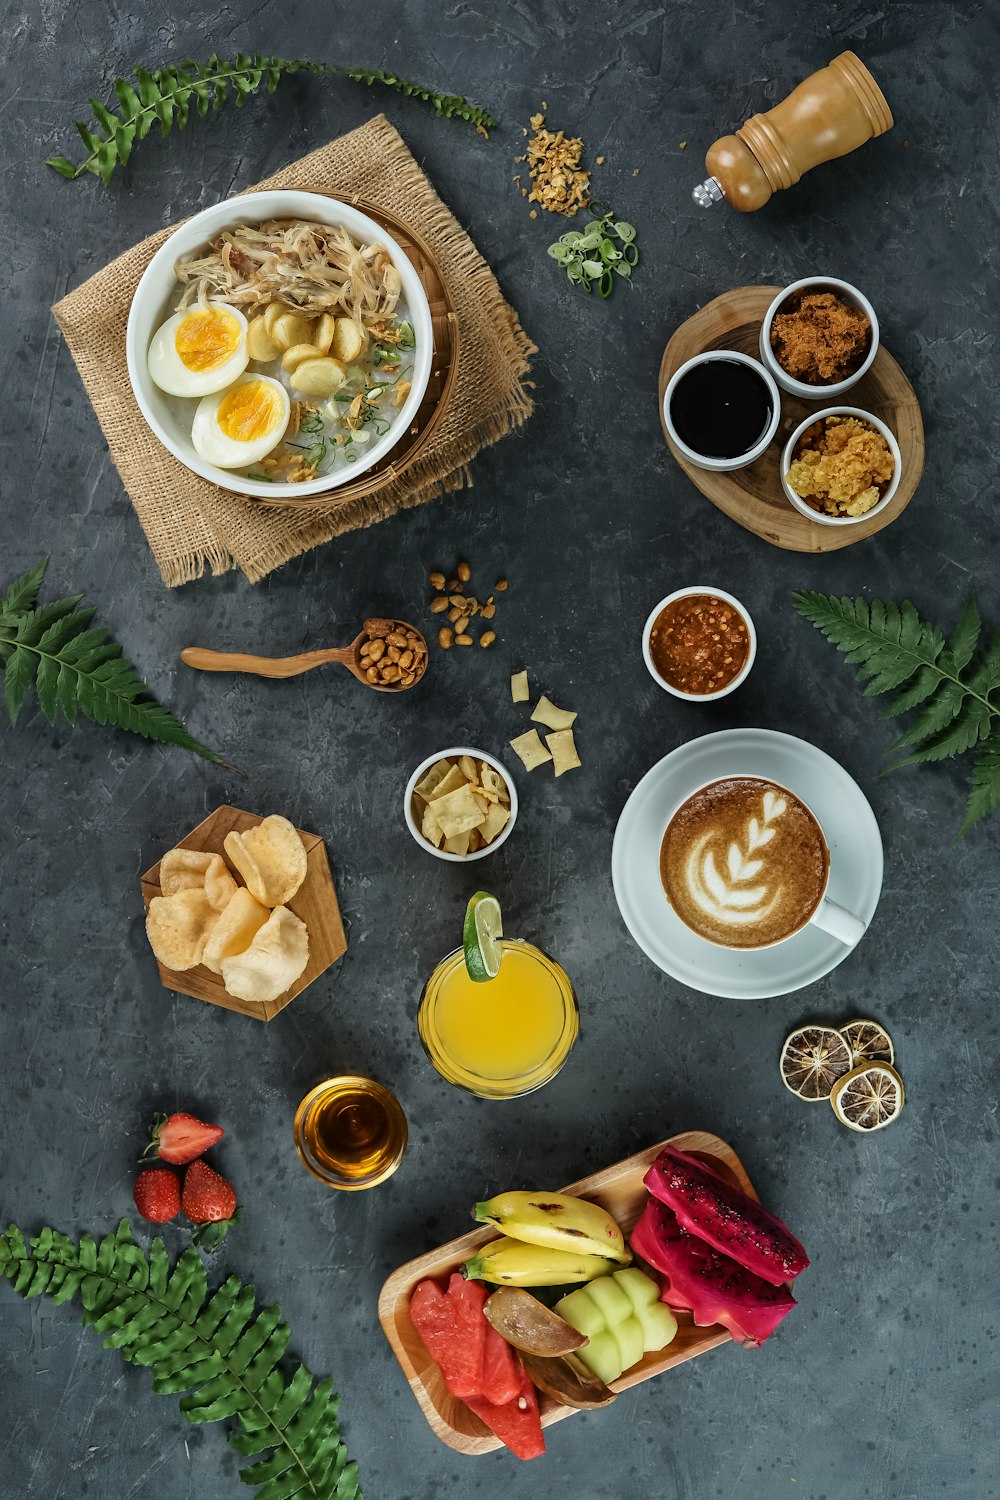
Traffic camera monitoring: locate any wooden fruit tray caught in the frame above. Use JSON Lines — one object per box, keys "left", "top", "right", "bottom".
{"left": 658, "top": 285, "right": 925, "bottom": 552}
{"left": 140, "top": 805, "right": 347, "bottom": 1022}
{"left": 251, "top": 190, "right": 459, "bottom": 511}
{"left": 378, "top": 1130, "right": 758, "bottom": 1455}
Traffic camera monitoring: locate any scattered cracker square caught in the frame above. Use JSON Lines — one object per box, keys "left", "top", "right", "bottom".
{"left": 511, "top": 670, "right": 529, "bottom": 703}
{"left": 531, "top": 695, "right": 577, "bottom": 731}
{"left": 510, "top": 729, "right": 552, "bottom": 771}
{"left": 546, "top": 728, "right": 581, "bottom": 776}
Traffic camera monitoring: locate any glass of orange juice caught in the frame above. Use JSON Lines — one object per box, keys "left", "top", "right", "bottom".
{"left": 293, "top": 1075, "right": 408, "bottom": 1189}
{"left": 418, "top": 940, "right": 578, "bottom": 1099}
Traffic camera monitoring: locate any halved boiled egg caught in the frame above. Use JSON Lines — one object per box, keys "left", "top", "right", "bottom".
{"left": 148, "top": 302, "right": 249, "bottom": 397}
{"left": 191, "top": 375, "right": 290, "bottom": 470}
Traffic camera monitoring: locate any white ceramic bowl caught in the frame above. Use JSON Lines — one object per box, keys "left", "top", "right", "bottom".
{"left": 780, "top": 407, "right": 901, "bottom": 528}
{"left": 759, "top": 276, "right": 879, "bottom": 400}
{"left": 642, "top": 587, "right": 757, "bottom": 700}
{"left": 404, "top": 747, "right": 519, "bottom": 863}
{"left": 126, "top": 190, "right": 433, "bottom": 500}
{"left": 662, "top": 350, "right": 781, "bottom": 472}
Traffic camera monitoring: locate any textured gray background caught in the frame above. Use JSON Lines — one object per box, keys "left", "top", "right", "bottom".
{"left": 1, "top": 3, "right": 997, "bottom": 1498}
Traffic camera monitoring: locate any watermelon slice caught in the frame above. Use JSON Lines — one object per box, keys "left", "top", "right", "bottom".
{"left": 444, "top": 1274, "right": 488, "bottom": 1395}
{"left": 410, "top": 1278, "right": 481, "bottom": 1399}
{"left": 465, "top": 1361, "right": 545, "bottom": 1460}
{"left": 409, "top": 1275, "right": 545, "bottom": 1457}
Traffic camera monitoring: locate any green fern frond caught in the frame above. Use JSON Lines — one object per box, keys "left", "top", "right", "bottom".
{"left": 0, "top": 1220, "right": 361, "bottom": 1500}
{"left": 1, "top": 557, "right": 223, "bottom": 763}
{"left": 959, "top": 734, "right": 1000, "bottom": 837}
{"left": 793, "top": 590, "right": 1000, "bottom": 838}
{"left": 48, "top": 53, "right": 497, "bottom": 185}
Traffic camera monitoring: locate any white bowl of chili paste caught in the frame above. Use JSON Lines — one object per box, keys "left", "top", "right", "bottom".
{"left": 642, "top": 587, "right": 757, "bottom": 701}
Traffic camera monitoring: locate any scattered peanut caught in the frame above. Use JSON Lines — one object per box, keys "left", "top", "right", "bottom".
{"left": 426, "top": 557, "right": 508, "bottom": 657}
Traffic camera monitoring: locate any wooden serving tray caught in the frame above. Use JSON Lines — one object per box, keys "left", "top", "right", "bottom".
{"left": 658, "top": 285, "right": 925, "bottom": 552}
{"left": 378, "top": 1130, "right": 759, "bottom": 1455}
{"left": 140, "top": 805, "right": 347, "bottom": 1021}
{"left": 251, "top": 191, "right": 459, "bottom": 511}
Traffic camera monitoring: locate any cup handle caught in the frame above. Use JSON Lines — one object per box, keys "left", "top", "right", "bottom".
{"left": 809, "top": 895, "right": 866, "bottom": 947}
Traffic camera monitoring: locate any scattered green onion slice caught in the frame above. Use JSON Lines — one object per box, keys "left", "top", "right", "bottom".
{"left": 546, "top": 207, "right": 639, "bottom": 299}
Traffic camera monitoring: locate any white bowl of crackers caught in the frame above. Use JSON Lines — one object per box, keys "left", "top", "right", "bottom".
{"left": 405, "top": 748, "right": 518, "bottom": 862}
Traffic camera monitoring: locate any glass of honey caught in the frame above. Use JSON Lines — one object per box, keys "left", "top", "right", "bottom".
{"left": 418, "top": 941, "right": 579, "bottom": 1100}
{"left": 293, "top": 1075, "right": 408, "bottom": 1190}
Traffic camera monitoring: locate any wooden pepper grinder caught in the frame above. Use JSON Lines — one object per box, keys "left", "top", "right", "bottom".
{"left": 693, "top": 52, "right": 893, "bottom": 211}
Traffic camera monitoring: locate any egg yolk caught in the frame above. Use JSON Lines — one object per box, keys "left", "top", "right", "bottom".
{"left": 175, "top": 309, "right": 242, "bottom": 371}
{"left": 217, "top": 380, "right": 284, "bottom": 442}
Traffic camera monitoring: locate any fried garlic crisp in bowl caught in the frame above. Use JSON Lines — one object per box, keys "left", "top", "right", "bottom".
{"left": 781, "top": 407, "right": 901, "bottom": 526}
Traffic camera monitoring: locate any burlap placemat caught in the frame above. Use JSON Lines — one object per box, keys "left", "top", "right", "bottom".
{"left": 53, "top": 115, "right": 535, "bottom": 587}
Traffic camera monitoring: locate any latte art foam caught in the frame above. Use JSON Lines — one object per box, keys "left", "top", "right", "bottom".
{"left": 660, "top": 778, "right": 829, "bottom": 949}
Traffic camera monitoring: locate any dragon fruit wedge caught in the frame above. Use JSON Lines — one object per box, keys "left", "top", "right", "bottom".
{"left": 630, "top": 1198, "right": 796, "bottom": 1347}
{"left": 643, "top": 1145, "right": 809, "bottom": 1286}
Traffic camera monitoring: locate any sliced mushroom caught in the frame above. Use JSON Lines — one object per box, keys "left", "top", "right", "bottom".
{"left": 483, "top": 1287, "right": 588, "bottom": 1357}
{"left": 519, "top": 1351, "right": 617, "bottom": 1411}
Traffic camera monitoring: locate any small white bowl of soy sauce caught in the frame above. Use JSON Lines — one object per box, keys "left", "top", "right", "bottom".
{"left": 663, "top": 350, "right": 781, "bottom": 471}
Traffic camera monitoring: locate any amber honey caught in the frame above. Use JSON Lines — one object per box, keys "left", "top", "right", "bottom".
{"left": 294, "top": 1076, "right": 407, "bottom": 1190}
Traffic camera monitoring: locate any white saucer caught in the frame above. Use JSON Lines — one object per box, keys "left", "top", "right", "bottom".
{"left": 611, "top": 729, "right": 883, "bottom": 999}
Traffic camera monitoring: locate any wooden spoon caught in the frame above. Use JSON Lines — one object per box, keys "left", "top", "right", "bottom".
{"left": 180, "top": 618, "right": 428, "bottom": 693}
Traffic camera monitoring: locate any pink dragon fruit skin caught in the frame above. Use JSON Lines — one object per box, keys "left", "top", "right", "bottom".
{"left": 630, "top": 1198, "right": 796, "bottom": 1347}
{"left": 643, "top": 1145, "right": 809, "bottom": 1286}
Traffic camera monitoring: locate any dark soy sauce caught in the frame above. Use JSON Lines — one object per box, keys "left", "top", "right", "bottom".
{"left": 670, "top": 359, "right": 773, "bottom": 460}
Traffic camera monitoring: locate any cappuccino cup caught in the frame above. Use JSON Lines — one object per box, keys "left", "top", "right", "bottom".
{"left": 659, "top": 774, "right": 865, "bottom": 951}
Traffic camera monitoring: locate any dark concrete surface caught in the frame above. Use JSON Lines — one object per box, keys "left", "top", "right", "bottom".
{"left": 1, "top": 3, "right": 997, "bottom": 1497}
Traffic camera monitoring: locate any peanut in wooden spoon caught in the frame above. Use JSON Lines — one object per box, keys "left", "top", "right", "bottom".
{"left": 180, "top": 618, "right": 428, "bottom": 693}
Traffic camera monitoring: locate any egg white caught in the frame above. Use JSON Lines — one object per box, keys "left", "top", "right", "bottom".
{"left": 191, "top": 375, "right": 290, "bottom": 469}
{"left": 147, "top": 303, "right": 249, "bottom": 397}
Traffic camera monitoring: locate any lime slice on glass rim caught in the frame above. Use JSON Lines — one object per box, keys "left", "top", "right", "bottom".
{"left": 463, "top": 892, "right": 503, "bottom": 982}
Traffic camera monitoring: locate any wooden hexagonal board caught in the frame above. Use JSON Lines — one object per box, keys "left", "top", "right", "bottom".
{"left": 140, "top": 805, "right": 347, "bottom": 1021}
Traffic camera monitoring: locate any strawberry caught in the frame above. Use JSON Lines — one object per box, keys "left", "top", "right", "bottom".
{"left": 145, "top": 1111, "right": 224, "bottom": 1165}
{"left": 182, "top": 1160, "right": 237, "bottom": 1225}
{"left": 133, "top": 1168, "right": 181, "bottom": 1224}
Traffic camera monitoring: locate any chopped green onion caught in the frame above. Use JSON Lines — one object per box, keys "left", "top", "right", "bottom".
{"left": 547, "top": 207, "right": 639, "bottom": 301}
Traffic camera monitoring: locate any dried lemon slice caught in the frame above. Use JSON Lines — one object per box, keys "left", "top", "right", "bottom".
{"left": 840, "top": 1019, "right": 894, "bottom": 1068}
{"left": 830, "top": 1063, "right": 904, "bottom": 1132}
{"left": 779, "top": 1025, "right": 853, "bottom": 1101}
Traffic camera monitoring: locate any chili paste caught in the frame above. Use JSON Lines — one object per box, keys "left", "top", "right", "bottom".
{"left": 649, "top": 593, "right": 750, "bottom": 694}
